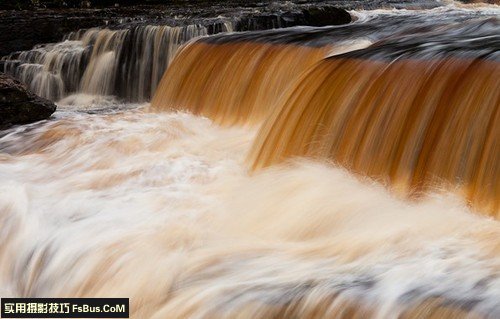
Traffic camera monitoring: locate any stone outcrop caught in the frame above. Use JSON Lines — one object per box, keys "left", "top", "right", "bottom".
{"left": 0, "top": 73, "right": 56, "bottom": 128}
{"left": 0, "top": 9, "right": 139, "bottom": 57}
{"left": 0, "top": 3, "right": 354, "bottom": 57}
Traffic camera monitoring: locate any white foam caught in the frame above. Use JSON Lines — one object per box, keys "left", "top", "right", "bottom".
{"left": 0, "top": 106, "right": 498, "bottom": 317}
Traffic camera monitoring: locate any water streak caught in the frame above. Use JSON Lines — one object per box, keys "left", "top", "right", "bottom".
{"left": 0, "top": 110, "right": 499, "bottom": 318}
{"left": 0, "top": 3, "right": 499, "bottom": 318}
{"left": 151, "top": 41, "right": 330, "bottom": 125}
{"left": 2, "top": 23, "right": 228, "bottom": 102}
{"left": 150, "top": 13, "right": 499, "bottom": 216}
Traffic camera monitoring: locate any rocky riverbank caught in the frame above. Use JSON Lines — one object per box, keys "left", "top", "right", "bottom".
{"left": 0, "top": 0, "right": 450, "bottom": 57}
{"left": 0, "top": 73, "right": 56, "bottom": 128}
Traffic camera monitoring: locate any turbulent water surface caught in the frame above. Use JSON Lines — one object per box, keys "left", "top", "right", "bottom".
{"left": 1, "top": 1, "right": 499, "bottom": 318}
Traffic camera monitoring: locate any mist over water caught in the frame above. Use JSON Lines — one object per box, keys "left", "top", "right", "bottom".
{"left": 1, "top": 1, "right": 499, "bottom": 318}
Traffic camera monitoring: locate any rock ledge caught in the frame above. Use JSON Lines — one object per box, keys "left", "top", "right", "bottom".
{"left": 0, "top": 73, "right": 56, "bottom": 128}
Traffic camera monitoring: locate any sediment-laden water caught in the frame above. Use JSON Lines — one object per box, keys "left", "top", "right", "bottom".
{"left": 1, "top": 1, "right": 499, "bottom": 318}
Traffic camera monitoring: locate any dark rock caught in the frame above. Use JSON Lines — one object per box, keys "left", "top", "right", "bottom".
{"left": 0, "top": 4, "right": 353, "bottom": 57}
{"left": 0, "top": 10, "right": 113, "bottom": 57}
{"left": 235, "top": 7, "right": 351, "bottom": 32}
{"left": 0, "top": 73, "right": 56, "bottom": 128}
{"left": 0, "top": 0, "right": 33, "bottom": 10}
{"left": 303, "top": 7, "right": 352, "bottom": 27}
{"left": 458, "top": 0, "right": 499, "bottom": 3}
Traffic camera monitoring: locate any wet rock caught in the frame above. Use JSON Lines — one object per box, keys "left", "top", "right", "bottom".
{"left": 0, "top": 3, "right": 354, "bottom": 57}
{"left": 458, "top": 0, "right": 499, "bottom": 3}
{"left": 0, "top": 10, "right": 113, "bottom": 57}
{"left": 303, "top": 7, "right": 352, "bottom": 26}
{"left": 0, "top": 73, "right": 56, "bottom": 128}
{"left": 236, "top": 7, "right": 351, "bottom": 31}
{"left": 0, "top": 0, "right": 32, "bottom": 10}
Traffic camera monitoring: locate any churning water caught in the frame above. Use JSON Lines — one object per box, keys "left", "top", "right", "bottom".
{"left": 1, "top": 1, "right": 499, "bottom": 318}
{"left": 1, "top": 105, "right": 499, "bottom": 318}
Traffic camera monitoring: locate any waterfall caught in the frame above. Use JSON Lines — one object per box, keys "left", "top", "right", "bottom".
{"left": 249, "top": 55, "right": 499, "bottom": 217}
{"left": 2, "top": 40, "right": 86, "bottom": 100}
{"left": 151, "top": 41, "right": 330, "bottom": 125}
{"left": 0, "top": 2, "right": 499, "bottom": 318}
{"left": 150, "top": 17, "right": 499, "bottom": 217}
{"left": 117, "top": 24, "right": 213, "bottom": 102}
{"left": 1, "top": 22, "right": 232, "bottom": 102}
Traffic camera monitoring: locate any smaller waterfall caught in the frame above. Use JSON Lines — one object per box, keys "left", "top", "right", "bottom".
{"left": 3, "top": 40, "right": 86, "bottom": 100}
{"left": 117, "top": 24, "right": 213, "bottom": 102}
{"left": 78, "top": 29, "right": 129, "bottom": 97}
{"left": 2, "top": 22, "right": 233, "bottom": 102}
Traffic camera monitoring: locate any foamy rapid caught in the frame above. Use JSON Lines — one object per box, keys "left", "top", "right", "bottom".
{"left": 0, "top": 104, "right": 499, "bottom": 318}
{"left": 1, "top": 2, "right": 499, "bottom": 318}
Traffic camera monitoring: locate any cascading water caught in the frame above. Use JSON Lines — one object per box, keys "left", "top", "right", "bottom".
{"left": 2, "top": 40, "right": 84, "bottom": 100}
{"left": 247, "top": 22, "right": 500, "bottom": 216}
{"left": 153, "top": 7, "right": 500, "bottom": 217}
{"left": 2, "top": 23, "right": 230, "bottom": 102}
{"left": 1, "top": 1, "right": 499, "bottom": 319}
{"left": 151, "top": 41, "right": 330, "bottom": 125}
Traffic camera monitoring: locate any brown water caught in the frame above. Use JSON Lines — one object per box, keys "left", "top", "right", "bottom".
{"left": 249, "top": 56, "right": 499, "bottom": 217}
{"left": 1, "top": 2, "right": 499, "bottom": 318}
{"left": 152, "top": 4, "right": 500, "bottom": 217}
{"left": 151, "top": 42, "right": 330, "bottom": 125}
